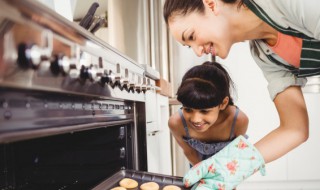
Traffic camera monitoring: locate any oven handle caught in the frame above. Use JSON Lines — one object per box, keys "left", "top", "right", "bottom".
{"left": 120, "top": 147, "right": 126, "bottom": 159}
{"left": 0, "top": 119, "right": 133, "bottom": 143}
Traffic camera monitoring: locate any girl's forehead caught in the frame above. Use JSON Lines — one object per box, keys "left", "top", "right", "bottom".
{"left": 183, "top": 106, "right": 215, "bottom": 110}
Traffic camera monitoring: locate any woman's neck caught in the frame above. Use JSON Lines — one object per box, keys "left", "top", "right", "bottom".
{"left": 233, "top": 6, "right": 278, "bottom": 44}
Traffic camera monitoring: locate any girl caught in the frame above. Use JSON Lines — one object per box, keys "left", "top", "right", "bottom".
{"left": 169, "top": 61, "right": 248, "bottom": 166}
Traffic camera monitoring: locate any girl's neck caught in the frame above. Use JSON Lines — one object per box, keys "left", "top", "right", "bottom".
{"left": 214, "top": 104, "right": 232, "bottom": 126}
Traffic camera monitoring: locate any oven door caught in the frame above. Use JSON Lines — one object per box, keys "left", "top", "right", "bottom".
{"left": 0, "top": 88, "right": 147, "bottom": 190}
{"left": 1, "top": 124, "right": 134, "bottom": 190}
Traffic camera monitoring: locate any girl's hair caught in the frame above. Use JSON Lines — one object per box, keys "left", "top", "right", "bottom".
{"left": 177, "top": 61, "right": 235, "bottom": 109}
{"left": 163, "top": 0, "right": 244, "bottom": 24}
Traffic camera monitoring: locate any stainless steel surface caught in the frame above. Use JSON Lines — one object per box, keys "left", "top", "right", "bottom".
{"left": 0, "top": 89, "right": 135, "bottom": 143}
{"left": 0, "top": 0, "right": 156, "bottom": 102}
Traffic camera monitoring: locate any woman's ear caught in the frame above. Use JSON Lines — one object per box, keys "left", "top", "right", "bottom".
{"left": 203, "top": 0, "right": 219, "bottom": 14}
{"left": 219, "top": 96, "right": 229, "bottom": 110}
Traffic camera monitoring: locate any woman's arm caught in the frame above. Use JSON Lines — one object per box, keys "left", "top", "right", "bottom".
{"left": 254, "top": 86, "right": 309, "bottom": 163}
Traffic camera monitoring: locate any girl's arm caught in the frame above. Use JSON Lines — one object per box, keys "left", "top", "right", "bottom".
{"left": 168, "top": 114, "right": 202, "bottom": 166}
{"left": 254, "top": 86, "right": 309, "bottom": 163}
{"left": 234, "top": 108, "right": 249, "bottom": 137}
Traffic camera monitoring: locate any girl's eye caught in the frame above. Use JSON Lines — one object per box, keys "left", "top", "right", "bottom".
{"left": 187, "top": 46, "right": 191, "bottom": 48}
{"left": 200, "top": 110, "right": 209, "bottom": 114}
{"left": 183, "top": 108, "right": 192, "bottom": 113}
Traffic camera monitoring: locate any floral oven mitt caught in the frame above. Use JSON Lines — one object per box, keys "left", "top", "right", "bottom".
{"left": 184, "top": 135, "right": 266, "bottom": 190}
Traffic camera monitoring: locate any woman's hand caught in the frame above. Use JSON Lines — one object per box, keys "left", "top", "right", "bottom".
{"left": 183, "top": 136, "right": 265, "bottom": 189}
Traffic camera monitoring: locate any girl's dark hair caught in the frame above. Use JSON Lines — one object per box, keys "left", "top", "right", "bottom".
{"left": 177, "top": 61, "right": 235, "bottom": 109}
{"left": 163, "top": 0, "right": 244, "bottom": 24}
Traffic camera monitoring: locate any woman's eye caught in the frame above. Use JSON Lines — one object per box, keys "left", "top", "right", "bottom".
{"left": 200, "top": 110, "right": 209, "bottom": 114}
{"left": 187, "top": 46, "right": 191, "bottom": 48}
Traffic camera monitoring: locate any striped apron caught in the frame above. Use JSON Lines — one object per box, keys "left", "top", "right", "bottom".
{"left": 244, "top": 0, "right": 320, "bottom": 77}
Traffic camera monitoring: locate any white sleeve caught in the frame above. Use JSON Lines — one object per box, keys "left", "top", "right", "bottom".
{"left": 249, "top": 40, "right": 307, "bottom": 100}
{"left": 272, "top": 0, "right": 320, "bottom": 40}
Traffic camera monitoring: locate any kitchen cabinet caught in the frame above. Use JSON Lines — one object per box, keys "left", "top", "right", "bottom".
{"left": 146, "top": 91, "right": 172, "bottom": 175}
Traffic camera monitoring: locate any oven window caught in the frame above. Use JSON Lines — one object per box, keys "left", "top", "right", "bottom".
{"left": 0, "top": 124, "right": 134, "bottom": 190}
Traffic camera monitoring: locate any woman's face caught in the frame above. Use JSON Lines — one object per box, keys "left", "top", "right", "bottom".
{"left": 182, "top": 106, "right": 220, "bottom": 133}
{"left": 168, "top": 3, "right": 234, "bottom": 59}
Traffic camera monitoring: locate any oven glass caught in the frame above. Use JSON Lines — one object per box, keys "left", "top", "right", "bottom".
{"left": 0, "top": 124, "right": 134, "bottom": 190}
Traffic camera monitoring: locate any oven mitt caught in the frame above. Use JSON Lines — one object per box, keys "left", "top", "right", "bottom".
{"left": 184, "top": 135, "right": 266, "bottom": 190}
{"left": 190, "top": 179, "right": 225, "bottom": 190}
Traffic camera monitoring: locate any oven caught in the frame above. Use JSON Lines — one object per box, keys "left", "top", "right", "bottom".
{"left": 0, "top": 0, "right": 188, "bottom": 189}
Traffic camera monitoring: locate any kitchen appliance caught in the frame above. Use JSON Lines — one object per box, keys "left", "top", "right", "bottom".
{"left": 0, "top": 0, "right": 187, "bottom": 189}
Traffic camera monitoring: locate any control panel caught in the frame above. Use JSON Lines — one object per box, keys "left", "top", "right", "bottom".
{"left": 0, "top": 1, "right": 156, "bottom": 101}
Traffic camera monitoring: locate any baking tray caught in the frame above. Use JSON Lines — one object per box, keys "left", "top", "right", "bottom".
{"left": 92, "top": 169, "right": 191, "bottom": 190}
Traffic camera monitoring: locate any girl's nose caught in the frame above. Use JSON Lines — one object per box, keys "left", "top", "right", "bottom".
{"left": 193, "top": 46, "right": 204, "bottom": 57}
{"left": 190, "top": 113, "right": 202, "bottom": 123}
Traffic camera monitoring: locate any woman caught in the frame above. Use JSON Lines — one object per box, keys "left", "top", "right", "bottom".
{"left": 169, "top": 61, "right": 248, "bottom": 166}
{"left": 164, "top": 0, "right": 319, "bottom": 189}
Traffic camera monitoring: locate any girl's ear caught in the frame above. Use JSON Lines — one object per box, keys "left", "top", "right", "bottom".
{"left": 219, "top": 96, "right": 229, "bottom": 110}
{"left": 203, "top": 0, "right": 219, "bottom": 14}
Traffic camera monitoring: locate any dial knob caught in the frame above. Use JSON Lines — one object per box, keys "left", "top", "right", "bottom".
{"left": 50, "top": 54, "right": 60, "bottom": 76}
{"left": 17, "top": 43, "right": 48, "bottom": 70}
{"left": 80, "top": 65, "right": 90, "bottom": 80}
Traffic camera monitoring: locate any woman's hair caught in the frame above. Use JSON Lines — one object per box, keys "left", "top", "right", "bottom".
{"left": 177, "top": 61, "right": 235, "bottom": 109}
{"left": 163, "top": 0, "right": 244, "bottom": 24}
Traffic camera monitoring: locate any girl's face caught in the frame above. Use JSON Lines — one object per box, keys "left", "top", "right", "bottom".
{"left": 168, "top": 1, "right": 234, "bottom": 59}
{"left": 182, "top": 106, "right": 220, "bottom": 133}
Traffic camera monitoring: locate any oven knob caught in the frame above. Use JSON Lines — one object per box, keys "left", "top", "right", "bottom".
{"left": 50, "top": 54, "right": 60, "bottom": 76}
{"left": 114, "top": 63, "right": 122, "bottom": 87}
{"left": 80, "top": 65, "right": 90, "bottom": 80}
{"left": 69, "top": 58, "right": 80, "bottom": 79}
{"left": 91, "top": 68, "right": 104, "bottom": 82}
{"left": 146, "top": 78, "right": 154, "bottom": 91}
{"left": 100, "top": 69, "right": 110, "bottom": 85}
{"left": 128, "top": 73, "right": 136, "bottom": 92}
{"left": 121, "top": 68, "right": 129, "bottom": 91}
{"left": 50, "top": 54, "right": 70, "bottom": 76}
{"left": 135, "top": 76, "right": 142, "bottom": 93}
{"left": 103, "top": 70, "right": 116, "bottom": 87}
{"left": 141, "top": 77, "right": 147, "bottom": 93}
{"left": 60, "top": 55, "right": 70, "bottom": 75}
{"left": 29, "top": 45, "right": 42, "bottom": 69}
{"left": 17, "top": 43, "right": 41, "bottom": 69}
